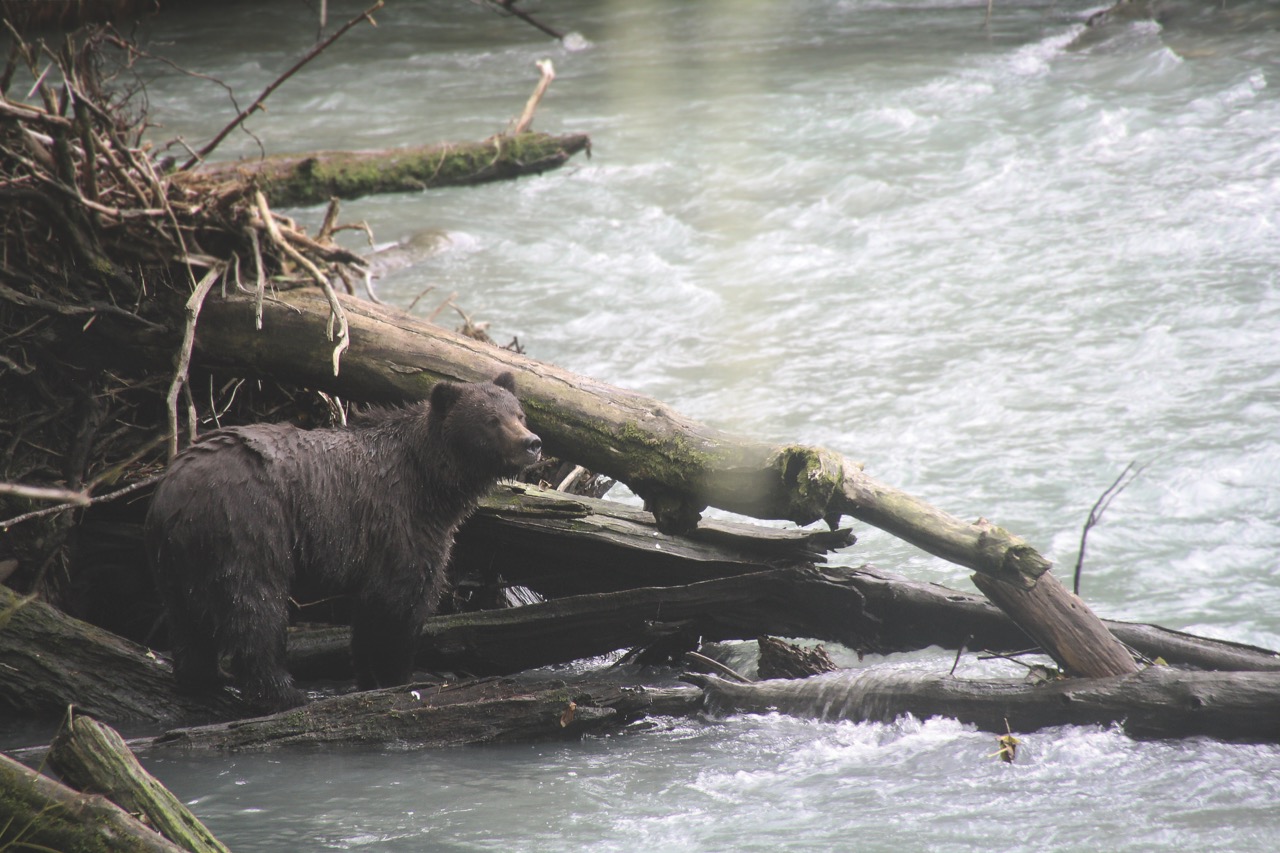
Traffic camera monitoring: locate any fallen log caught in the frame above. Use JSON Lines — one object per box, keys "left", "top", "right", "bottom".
{"left": 186, "top": 131, "right": 592, "bottom": 208}
{"left": 454, "top": 481, "right": 854, "bottom": 598}
{"left": 0, "top": 749, "right": 188, "bottom": 853}
{"left": 0, "top": 584, "right": 244, "bottom": 723}
{"left": 138, "top": 677, "right": 700, "bottom": 752}
{"left": 688, "top": 665, "right": 1280, "bottom": 743}
{"left": 185, "top": 288, "right": 1136, "bottom": 678}
{"left": 290, "top": 564, "right": 1280, "bottom": 685}
{"left": 48, "top": 713, "right": 230, "bottom": 853}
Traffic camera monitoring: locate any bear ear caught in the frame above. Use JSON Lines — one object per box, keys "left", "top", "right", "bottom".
{"left": 430, "top": 381, "right": 463, "bottom": 417}
{"left": 492, "top": 372, "right": 517, "bottom": 394}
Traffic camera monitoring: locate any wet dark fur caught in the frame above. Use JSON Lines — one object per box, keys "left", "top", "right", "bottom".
{"left": 144, "top": 373, "right": 540, "bottom": 711}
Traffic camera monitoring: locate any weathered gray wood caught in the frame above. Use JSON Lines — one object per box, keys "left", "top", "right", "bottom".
{"left": 972, "top": 571, "right": 1140, "bottom": 677}
{"left": 689, "top": 666, "right": 1280, "bottom": 743}
{"left": 189, "top": 289, "right": 1049, "bottom": 584}
{"left": 48, "top": 714, "right": 230, "bottom": 853}
{"left": 0, "top": 750, "right": 189, "bottom": 853}
{"left": 137, "top": 678, "right": 700, "bottom": 752}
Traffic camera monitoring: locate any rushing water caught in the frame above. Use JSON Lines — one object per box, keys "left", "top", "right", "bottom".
{"left": 12, "top": 0, "right": 1280, "bottom": 848}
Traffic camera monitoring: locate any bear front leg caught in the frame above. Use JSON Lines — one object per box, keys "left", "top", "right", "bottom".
{"left": 350, "top": 607, "right": 419, "bottom": 691}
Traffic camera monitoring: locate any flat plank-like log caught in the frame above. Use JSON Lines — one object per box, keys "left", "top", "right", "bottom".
{"left": 689, "top": 666, "right": 1280, "bottom": 743}
{"left": 138, "top": 677, "right": 700, "bottom": 752}
{"left": 454, "top": 482, "right": 854, "bottom": 597}
{"left": 186, "top": 131, "right": 592, "bottom": 207}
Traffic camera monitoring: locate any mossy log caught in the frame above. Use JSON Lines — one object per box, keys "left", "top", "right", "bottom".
{"left": 0, "top": 584, "right": 244, "bottom": 723}
{"left": 689, "top": 666, "right": 1280, "bottom": 743}
{"left": 184, "top": 288, "right": 1136, "bottom": 677}
{"left": 138, "top": 677, "right": 699, "bottom": 752}
{"left": 48, "top": 713, "right": 229, "bottom": 853}
{"left": 187, "top": 131, "right": 591, "bottom": 208}
{"left": 0, "top": 750, "right": 188, "bottom": 853}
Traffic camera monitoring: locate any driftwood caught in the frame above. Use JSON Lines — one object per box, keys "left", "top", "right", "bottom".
{"left": 48, "top": 713, "right": 229, "bottom": 853}
{"left": 757, "top": 636, "right": 839, "bottom": 680}
{"left": 187, "top": 131, "right": 592, "bottom": 208}
{"left": 0, "top": 750, "right": 188, "bottom": 853}
{"left": 180, "top": 288, "right": 1137, "bottom": 678}
{"left": 689, "top": 666, "right": 1280, "bottom": 743}
{"left": 139, "top": 677, "right": 699, "bottom": 752}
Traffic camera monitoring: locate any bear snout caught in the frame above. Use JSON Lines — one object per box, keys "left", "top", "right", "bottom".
{"left": 524, "top": 432, "right": 542, "bottom": 463}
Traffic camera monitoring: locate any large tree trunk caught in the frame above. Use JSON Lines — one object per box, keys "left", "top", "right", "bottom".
{"left": 185, "top": 288, "right": 1137, "bottom": 677}
{"left": 689, "top": 666, "right": 1280, "bottom": 743}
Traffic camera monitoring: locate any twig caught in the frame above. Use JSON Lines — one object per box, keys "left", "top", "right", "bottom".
{"left": 949, "top": 634, "right": 972, "bottom": 677}
{"left": 0, "top": 475, "right": 163, "bottom": 529}
{"left": 491, "top": 0, "right": 565, "bottom": 41}
{"left": 254, "top": 189, "right": 349, "bottom": 375}
{"left": 556, "top": 465, "right": 586, "bottom": 493}
{"left": 180, "top": 0, "right": 384, "bottom": 170}
{"left": 511, "top": 59, "right": 555, "bottom": 135}
{"left": 1072, "top": 461, "right": 1148, "bottom": 595}
{"left": 165, "top": 265, "right": 224, "bottom": 460}
{"left": 0, "top": 483, "right": 90, "bottom": 506}
{"left": 682, "top": 651, "right": 754, "bottom": 684}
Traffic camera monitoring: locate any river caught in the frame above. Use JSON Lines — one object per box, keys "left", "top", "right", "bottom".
{"left": 16, "top": 0, "right": 1280, "bottom": 849}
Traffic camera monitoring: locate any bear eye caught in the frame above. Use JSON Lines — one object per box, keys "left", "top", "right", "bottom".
{"left": 487, "top": 415, "right": 501, "bottom": 426}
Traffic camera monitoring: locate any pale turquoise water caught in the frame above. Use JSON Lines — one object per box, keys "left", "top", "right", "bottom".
{"left": 16, "top": 0, "right": 1280, "bottom": 848}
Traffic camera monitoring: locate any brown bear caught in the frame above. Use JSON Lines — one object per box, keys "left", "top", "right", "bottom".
{"left": 144, "top": 372, "right": 541, "bottom": 711}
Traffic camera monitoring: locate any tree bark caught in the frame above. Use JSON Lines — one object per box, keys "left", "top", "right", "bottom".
{"left": 290, "top": 564, "right": 1280, "bottom": 685}
{"left": 186, "top": 131, "right": 591, "bottom": 208}
{"left": 185, "top": 288, "right": 1135, "bottom": 676}
{"left": 971, "top": 571, "right": 1138, "bottom": 677}
{"left": 688, "top": 666, "right": 1280, "bottom": 743}
{"left": 138, "top": 677, "right": 700, "bottom": 752}
{"left": 0, "top": 750, "right": 189, "bottom": 853}
{"left": 48, "top": 714, "right": 230, "bottom": 853}
{"left": 0, "top": 584, "right": 244, "bottom": 723}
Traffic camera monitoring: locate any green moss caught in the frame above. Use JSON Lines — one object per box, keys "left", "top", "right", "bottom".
{"left": 773, "top": 445, "right": 842, "bottom": 525}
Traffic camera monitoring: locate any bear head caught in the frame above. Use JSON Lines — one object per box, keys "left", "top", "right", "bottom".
{"left": 429, "top": 372, "right": 542, "bottom": 476}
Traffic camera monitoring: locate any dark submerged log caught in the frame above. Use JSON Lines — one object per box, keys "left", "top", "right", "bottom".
{"left": 139, "top": 677, "right": 701, "bottom": 752}
{"left": 689, "top": 666, "right": 1280, "bottom": 743}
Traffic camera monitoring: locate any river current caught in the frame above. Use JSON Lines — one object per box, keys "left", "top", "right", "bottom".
{"left": 14, "top": 0, "right": 1280, "bottom": 849}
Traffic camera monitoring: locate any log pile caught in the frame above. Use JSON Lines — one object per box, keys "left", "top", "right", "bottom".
{"left": 4, "top": 23, "right": 1280, "bottom": 853}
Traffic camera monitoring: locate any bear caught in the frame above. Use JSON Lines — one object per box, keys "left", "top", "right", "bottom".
{"left": 144, "top": 372, "right": 541, "bottom": 712}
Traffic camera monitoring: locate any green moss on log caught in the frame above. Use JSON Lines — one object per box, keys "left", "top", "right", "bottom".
{"left": 204, "top": 131, "right": 591, "bottom": 208}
